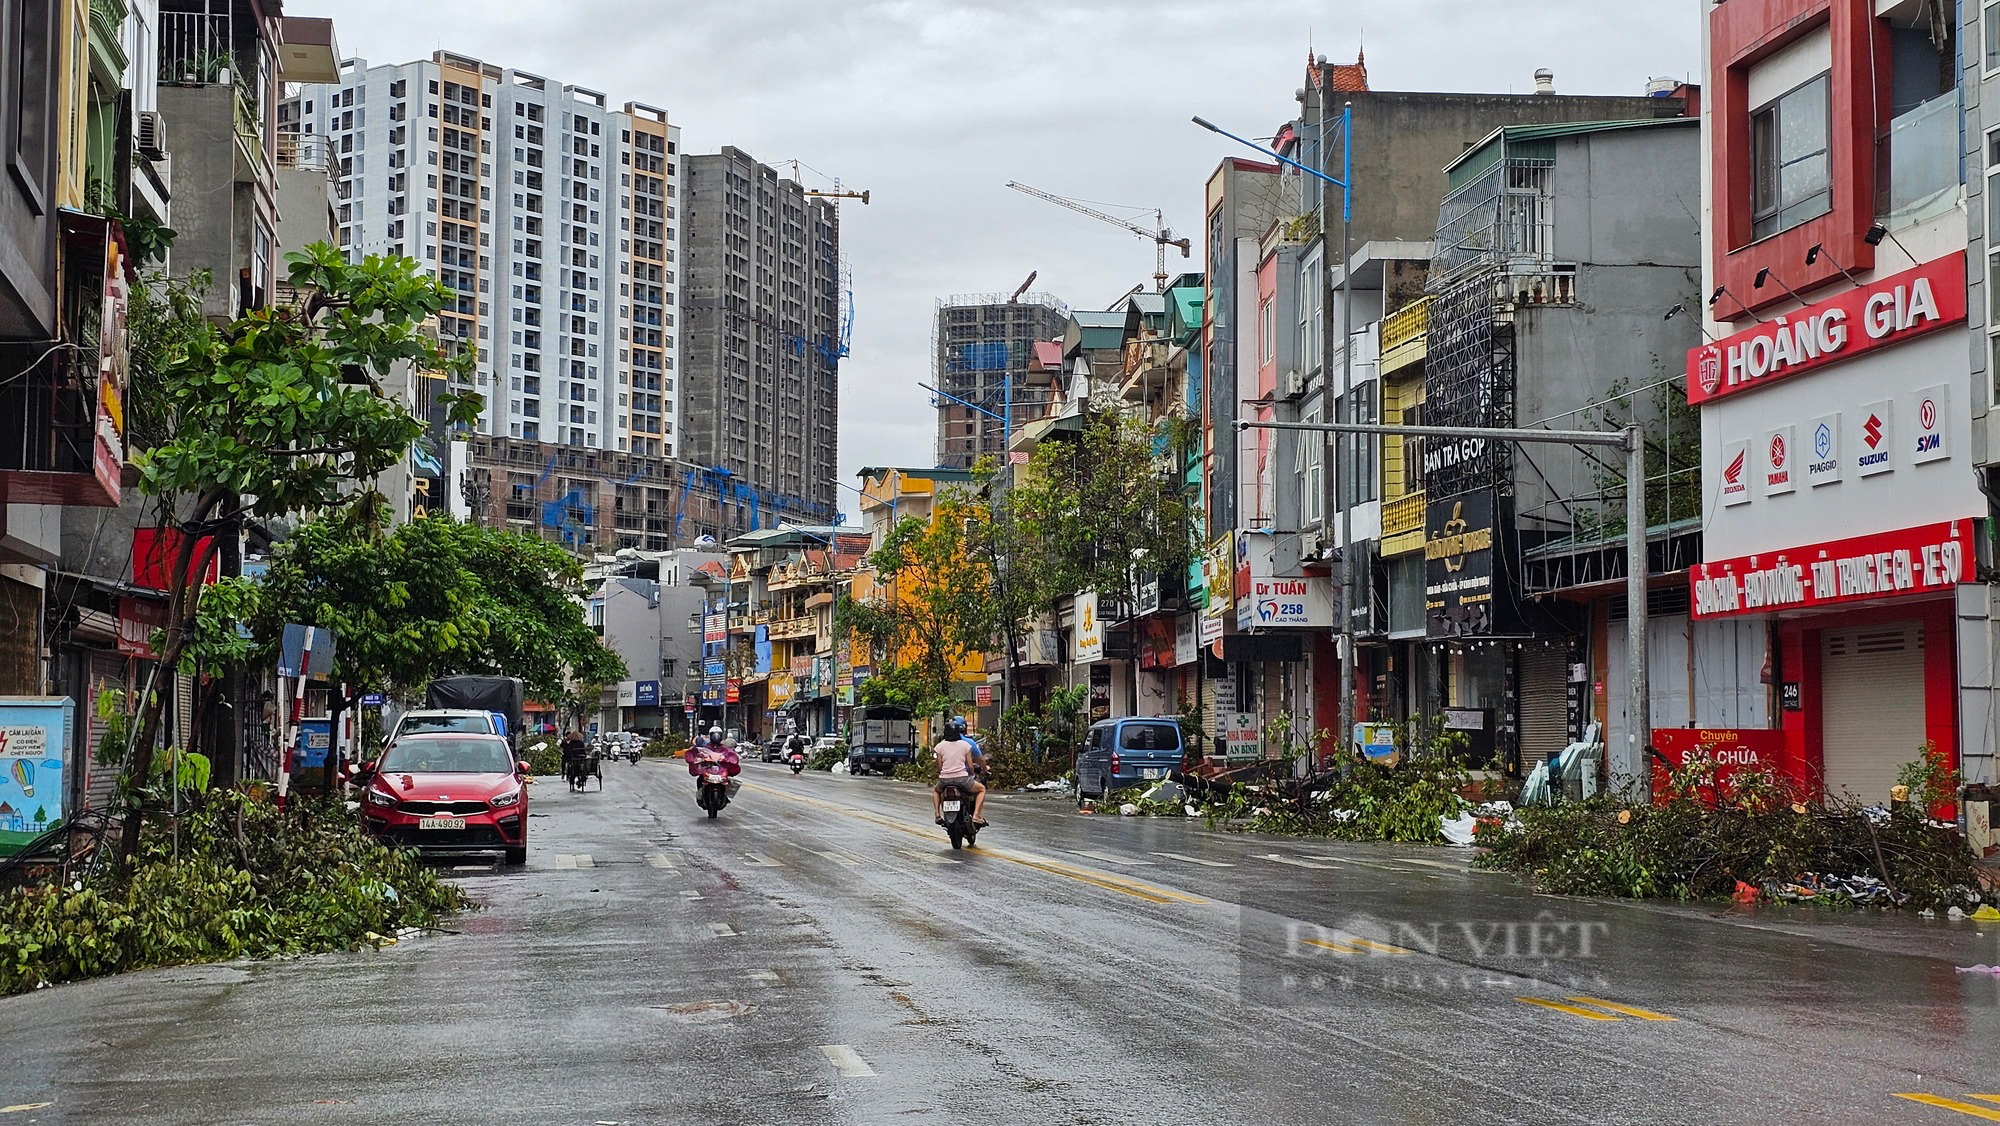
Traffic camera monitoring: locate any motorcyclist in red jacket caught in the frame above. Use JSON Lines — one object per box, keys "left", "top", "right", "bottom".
{"left": 687, "top": 726, "right": 741, "bottom": 779}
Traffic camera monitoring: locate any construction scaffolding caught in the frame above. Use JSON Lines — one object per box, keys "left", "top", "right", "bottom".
{"left": 930, "top": 292, "right": 1071, "bottom": 469}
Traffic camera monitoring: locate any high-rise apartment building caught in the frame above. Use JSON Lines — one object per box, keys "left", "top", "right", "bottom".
{"left": 681, "top": 147, "right": 841, "bottom": 525}
{"left": 285, "top": 51, "right": 681, "bottom": 458}
{"left": 931, "top": 293, "right": 1070, "bottom": 468}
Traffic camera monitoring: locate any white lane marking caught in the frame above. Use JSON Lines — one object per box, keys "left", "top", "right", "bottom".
{"left": 744, "top": 852, "right": 783, "bottom": 867}
{"left": 896, "top": 849, "right": 954, "bottom": 867}
{"left": 1259, "top": 853, "right": 1340, "bottom": 870}
{"left": 820, "top": 1044, "right": 877, "bottom": 1077}
{"left": 812, "top": 849, "right": 862, "bottom": 868}
{"left": 748, "top": 970, "right": 781, "bottom": 985}
{"left": 555, "top": 854, "right": 598, "bottom": 869}
{"left": 646, "top": 853, "right": 676, "bottom": 869}
{"left": 679, "top": 890, "right": 704, "bottom": 902}
{"left": 710, "top": 922, "right": 738, "bottom": 937}
{"left": 1070, "top": 850, "right": 1153, "bottom": 866}
{"left": 1151, "top": 851, "right": 1235, "bottom": 868}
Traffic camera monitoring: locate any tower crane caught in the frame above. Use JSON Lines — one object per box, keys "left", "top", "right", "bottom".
{"left": 1005, "top": 181, "right": 1190, "bottom": 291}
{"left": 1008, "top": 270, "right": 1037, "bottom": 302}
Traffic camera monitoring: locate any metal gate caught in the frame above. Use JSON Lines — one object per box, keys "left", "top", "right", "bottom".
{"left": 1821, "top": 622, "right": 1925, "bottom": 802}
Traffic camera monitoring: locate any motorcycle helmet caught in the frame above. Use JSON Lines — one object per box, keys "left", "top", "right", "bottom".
{"left": 943, "top": 718, "right": 966, "bottom": 741}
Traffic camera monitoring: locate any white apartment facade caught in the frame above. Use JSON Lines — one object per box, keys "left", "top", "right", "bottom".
{"left": 286, "top": 50, "right": 681, "bottom": 458}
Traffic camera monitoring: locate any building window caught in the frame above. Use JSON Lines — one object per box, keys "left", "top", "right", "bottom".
{"left": 1987, "top": 1, "right": 2000, "bottom": 72}
{"left": 1750, "top": 74, "right": 1832, "bottom": 240}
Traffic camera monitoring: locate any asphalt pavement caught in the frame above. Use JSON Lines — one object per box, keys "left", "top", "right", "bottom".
{"left": 3, "top": 759, "right": 2000, "bottom": 1125}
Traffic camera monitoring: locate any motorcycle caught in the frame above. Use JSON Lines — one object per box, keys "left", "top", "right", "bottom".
{"left": 787, "top": 748, "right": 808, "bottom": 775}
{"left": 624, "top": 746, "right": 642, "bottom": 764}
{"left": 937, "top": 778, "right": 982, "bottom": 850}
{"left": 694, "top": 756, "right": 737, "bottom": 818}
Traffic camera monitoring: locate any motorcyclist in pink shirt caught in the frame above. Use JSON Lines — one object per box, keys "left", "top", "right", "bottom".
{"left": 931, "top": 718, "right": 988, "bottom": 827}
{"left": 687, "top": 726, "right": 741, "bottom": 779}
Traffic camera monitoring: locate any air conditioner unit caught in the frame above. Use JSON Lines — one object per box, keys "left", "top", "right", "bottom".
{"left": 136, "top": 111, "right": 167, "bottom": 161}
{"left": 1281, "top": 367, "right": 1306, "bottom": 399}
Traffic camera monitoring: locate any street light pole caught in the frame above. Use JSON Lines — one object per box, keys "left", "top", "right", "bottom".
{"left": 1239, "top": 417, "right": 1653, "bottom": 796}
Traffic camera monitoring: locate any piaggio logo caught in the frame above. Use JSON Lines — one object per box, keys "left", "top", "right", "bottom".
{"left": 1723, "top": 448, "right": 1745, "bottom": 484}
{"left": 1814, "top": 422, "right": 1833, "bottom": 459}
{"left": 1696, "top": 348, "right": 1722, "bottom": 396}
{"left": 1863, "top": 414, "right": 1883, "bottom": 449}
{"left": 1768, "top": 434, "right": 1785, "bottom": 467}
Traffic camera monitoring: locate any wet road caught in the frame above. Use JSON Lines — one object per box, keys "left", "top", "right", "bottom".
{"left": 4, "top": 759, "right": 2000, "bottom": 1125}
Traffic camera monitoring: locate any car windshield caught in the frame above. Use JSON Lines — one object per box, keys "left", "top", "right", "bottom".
{"left": 398, "top": 714, "right": 491, "bottom": 735}
{"left": 1119, "top": 723, "right": 1180, "bottom": 751}
{"left": 378, "top": 738, "right": 514, "bottom": 774}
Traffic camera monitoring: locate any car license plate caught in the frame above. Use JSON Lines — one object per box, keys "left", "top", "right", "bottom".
{"left": 419, "top": 816, "right": 466, "bottom": 830}
{"left": 942, "top": 800, "right": 962, "bottom": 812}
{"left": 1142, "top": 768, "right": 1166, "bottom": 779}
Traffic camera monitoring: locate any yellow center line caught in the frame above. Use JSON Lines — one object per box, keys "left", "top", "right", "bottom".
{"left": 1894, "top": 1094, "right": 2000, "bottom": 1121}
{"left": 1301, "top": 937, "right": 1368, "bottom": 955}
{"left": 1567, "top": 996, "right": 1677, "bottom": 1021}
{"left": 1973, "top": 1096, "right": 2000, "bottom": 1106}
{"left": 740, "top": 780, "right": 1207, "bottom": 905}
{"left": 1516, "top": 997, "right": 1623, "bottom": 1021}
{"left": 1347, "top": 938, "right": 1415, "bottom": 955}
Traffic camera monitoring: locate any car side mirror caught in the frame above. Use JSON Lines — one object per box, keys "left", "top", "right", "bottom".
{"left": 517, "top": 760, "right": 533, "bottom": 776}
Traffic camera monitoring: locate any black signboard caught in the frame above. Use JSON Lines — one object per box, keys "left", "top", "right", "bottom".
{"left": 1425, "top": 490, "right": 1499, "bottom": 638}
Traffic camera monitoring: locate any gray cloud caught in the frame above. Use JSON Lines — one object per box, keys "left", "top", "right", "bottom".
{"left": 306, "top": 0, "right": 1697, "bottom": 517}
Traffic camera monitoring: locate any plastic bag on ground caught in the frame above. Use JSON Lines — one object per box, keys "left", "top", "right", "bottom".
{"left": 1440, "top": 812, "right": 1479, "bottom": 846}
{"left": 1141, "top": 780, "right": 1185, "bottom": 804}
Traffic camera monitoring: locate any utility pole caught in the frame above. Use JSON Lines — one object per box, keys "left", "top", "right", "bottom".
{"left": 1240, "top": 418, "right": 1653, "bottom": 797}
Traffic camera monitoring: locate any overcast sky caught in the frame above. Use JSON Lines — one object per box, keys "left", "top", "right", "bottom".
{"left": 310, "top": 0, "right": 1698, "bottom": 521}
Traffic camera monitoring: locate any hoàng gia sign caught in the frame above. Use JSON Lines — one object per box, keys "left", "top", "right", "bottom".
{"left": 1685, "top": 251, "right": 1966, "bottom": 405}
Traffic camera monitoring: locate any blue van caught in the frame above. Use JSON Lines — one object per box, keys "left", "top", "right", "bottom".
{"left": 1075, "top": 717, "right": 1185, "bottom": 804}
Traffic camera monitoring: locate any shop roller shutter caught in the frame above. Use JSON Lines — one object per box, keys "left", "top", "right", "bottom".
{"left": 1821, "top": 623, "right": 1925, "bottom": 803}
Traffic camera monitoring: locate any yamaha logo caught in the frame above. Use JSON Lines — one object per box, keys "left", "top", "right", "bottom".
{"left": 1768, "top": 434, "right": 1785, "bottom": 467}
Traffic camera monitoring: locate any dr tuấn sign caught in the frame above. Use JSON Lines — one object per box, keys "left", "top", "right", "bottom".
{"left": 1686, "top": 252, "right": 1966, "bottom": 405}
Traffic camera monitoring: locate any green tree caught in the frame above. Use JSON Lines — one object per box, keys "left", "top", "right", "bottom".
{"left": 242, "top": 509, "right": 627, "bottom": 707}
{"left": 1007, "top": 411, "right": 1196, "bottom": 619}
{"left": 117, "top": 244, "right": 480, "bottom": 865}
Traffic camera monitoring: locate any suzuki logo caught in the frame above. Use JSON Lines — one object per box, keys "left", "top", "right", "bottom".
{"left": 1863, "top": 414, "right": 1884, "bottom": 449}
{"left": 1723, "top": 448, "right": 1746, "bottom": 485}
{"left": 1696, "top": 348, "right": 1722, "bottom": 395}
{"left": 1768, "top": 434, "right": 1785, "bottom": 467}
{"left": 1814, "top": 422, "right": 1832, "bottom": 459}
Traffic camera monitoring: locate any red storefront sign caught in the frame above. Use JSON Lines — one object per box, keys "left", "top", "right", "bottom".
{"left": 724, "top": 680, "right": 741, "bottom": 704}
{"left": 131, "top": 527, "right": 220, "bottom": 591}
{"left": 116, "top": 597, "right": 166, "bottom": 658}
{"left": 975, "top": 684, "right": 993, "bottom": 707}
{"left": 1650, "top": 728, "right": 1794, "bottom": 795}
{"left": 1685, "top": 251, "right": 1965, "bottom": 405}
{"left": 1690, "top": 519, "right": 1974, "bottom": 618}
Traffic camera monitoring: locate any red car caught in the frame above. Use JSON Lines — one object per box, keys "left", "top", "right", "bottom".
{"left": 355, "top": 733, "right": 530, "bottom": 864}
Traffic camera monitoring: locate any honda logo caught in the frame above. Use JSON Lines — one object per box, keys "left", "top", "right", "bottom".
{"left": 1723, "top": 448, "right": 1745, "bottom": 484}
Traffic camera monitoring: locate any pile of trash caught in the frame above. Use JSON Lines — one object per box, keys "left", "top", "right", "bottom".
{"left": 1757, "top": 872, "right": 1907, "bottom": 906}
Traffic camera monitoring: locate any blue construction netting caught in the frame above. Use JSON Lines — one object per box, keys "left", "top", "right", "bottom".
{"left": 952, "top": 342, "right": 1009, "bottom": 371}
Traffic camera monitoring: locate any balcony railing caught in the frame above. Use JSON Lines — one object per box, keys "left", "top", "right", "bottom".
{"left": 1380, "top": 297, "right": 1428, "bottom": 354}
{"left": 1381, "top": 490, "right": 1427, "bottom": 557}
{"left": 1877, "top": 89, "right": 1961, "bottom": 223}
{"left": 276, "top": 131, "right": 333, "bottom": 172}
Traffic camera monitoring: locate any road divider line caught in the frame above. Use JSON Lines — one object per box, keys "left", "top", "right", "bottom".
{"left": 1070, "top": 849, "right": 1153, "bottom": 866}
{"left": 679, "top": 891, "right": 703, "bottom": 902}
{"left": 1151, "top": 851, "right": 1234, "bottom": 867}
{"left": 646, "top": 853, "right": 676, "bottom": 869}
{"left": 1301, "top": 937, "right": 1367, "bottom": 955}
{"left": 1568, "top": 996, "right": 1676, "bottom": 1021}
{"left": 743, "top": 780, "right": 1205, "bottom": 905}
{"left": 1260, "top": 853, "right": 1340, "bottom": 870}
{"left": 1894, "top": 1094, "right": 2000, "bottom": 1121}
{"left": 1972, "top": 1096, "right": 2000, "bottom": 1106}
{"left": 710, "top": 922, "right": 737, "bottom": 937}
{"left": 748, "top": 970, "right": 781, "bottom": 985}
{"left": 1515, "top": 997, "right": 1622, "bottom": 1021}
{"left": 1347, "top": 938, "right": 1415, "bottom": 956}
{"left": 812, "top": 849, "right": 862, "bottom": 868}
{"left": 744, "top": 853, "right": 783, "bottom": 867}
{"left": 820, "top": 1044, "right": 876, "bottom": 1078}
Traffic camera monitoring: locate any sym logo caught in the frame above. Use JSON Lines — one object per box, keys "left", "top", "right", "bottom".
{"left": 1863, "top": 414, "right": 1884, "bottom": 449}
{"left": 1768, "top": 434, "right": 1785, "bottom": 467}
{"left": 1920, "top": 397, "right": 1938, "bottom": 431}
{"left": 1723, "top": 448, "right": 1745, "bottom": 484}
{"left": 1813, "top": 421, "right": 1832, "bottom": 459}
{"left": 1696, "top": 348, "right": 1722, "bottom": 396}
